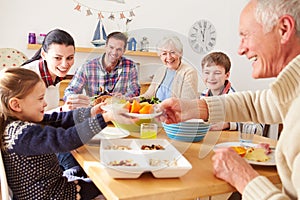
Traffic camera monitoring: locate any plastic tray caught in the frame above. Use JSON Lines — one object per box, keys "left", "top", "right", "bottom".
{"left": 100, "top": 139, "right": 192, "bottom": 179}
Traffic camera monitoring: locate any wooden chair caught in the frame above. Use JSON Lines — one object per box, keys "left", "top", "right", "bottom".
{"left": 263, "top": 124, "right": 283, "bottom": 140}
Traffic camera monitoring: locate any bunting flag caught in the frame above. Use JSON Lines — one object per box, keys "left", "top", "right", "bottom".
{"left": 86, "top": 9, "right": 92, "bottom": 16}
{"left": 72, "top": 0, "right": 140, "bottom": 20}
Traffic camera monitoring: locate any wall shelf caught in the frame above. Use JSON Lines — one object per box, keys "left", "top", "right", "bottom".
{"left": 27, "top": 44, "right": 158, "bottom": 57}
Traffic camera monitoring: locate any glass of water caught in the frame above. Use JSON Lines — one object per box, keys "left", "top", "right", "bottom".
{"left": 239, "top": 122, "right": 256, "bottom": 143}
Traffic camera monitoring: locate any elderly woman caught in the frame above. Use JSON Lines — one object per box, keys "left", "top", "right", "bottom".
{"left": 141, "top": 36, "right": 198, "bottom": 101}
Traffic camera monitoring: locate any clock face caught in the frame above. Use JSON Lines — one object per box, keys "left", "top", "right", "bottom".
{"left": 188, "top": 20, "right": 217, "bottom": 54}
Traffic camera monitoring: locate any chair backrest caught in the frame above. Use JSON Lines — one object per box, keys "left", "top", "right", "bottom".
{"left": 0, "top": 151, "right": 13, "bottom": 200}
{"left": 0, "top": 48, "right": 28, "bottom": 70}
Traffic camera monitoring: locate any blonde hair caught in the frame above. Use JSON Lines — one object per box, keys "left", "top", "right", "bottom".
{"left": 0, "top": 67, "right": 42, "bottom": 148}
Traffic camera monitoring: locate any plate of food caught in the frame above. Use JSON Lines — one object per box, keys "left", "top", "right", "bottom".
{"left": 213, "top": 142, "right": 276, "bottom": 166}
{"left": 101, "top": 99, "right": 162, "bottom": 119}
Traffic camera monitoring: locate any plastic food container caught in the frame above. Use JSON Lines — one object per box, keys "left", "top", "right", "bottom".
{"left": 100, "top": 139, "right": 192, "bottom": 179}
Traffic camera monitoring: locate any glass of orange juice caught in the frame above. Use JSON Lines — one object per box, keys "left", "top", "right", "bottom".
{"left": 140, "top": 123, "right": 157, "bottom": 139}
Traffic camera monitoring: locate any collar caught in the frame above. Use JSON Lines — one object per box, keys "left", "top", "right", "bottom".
{"left": 101, "top": 53, "right": 121, "bottom": 72}
{"left": 38, "top": 59, "right": 63, "bottom": 87}
{"left": 205, "top": 80, "right": 232, "bottom": 96}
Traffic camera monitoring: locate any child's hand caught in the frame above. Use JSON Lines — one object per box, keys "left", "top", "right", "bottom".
{"left": 103, "top": 108, "right": 138, "bottom": 124}
{"left": 91, "top": 103, "right": 138, "bottom": 124}
{"left": 90, "top": 102, "right": 107, "bottom": 117}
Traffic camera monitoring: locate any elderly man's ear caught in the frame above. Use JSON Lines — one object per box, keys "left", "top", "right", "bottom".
{"left": 279, "top": 14, "right": 295, "bottom": 43}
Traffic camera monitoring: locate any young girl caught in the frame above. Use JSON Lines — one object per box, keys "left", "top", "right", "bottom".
{"left": 0, "top": 67, "right": 131, "bottom": 199}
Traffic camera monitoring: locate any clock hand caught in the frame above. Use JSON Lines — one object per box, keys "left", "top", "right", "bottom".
{"left": 200, "top": 28, "right": 206, "bottom": 42}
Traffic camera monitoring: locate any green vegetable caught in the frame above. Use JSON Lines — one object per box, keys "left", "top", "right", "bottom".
{"left": 139, "top": 96, "right": 161, "bottom": 104}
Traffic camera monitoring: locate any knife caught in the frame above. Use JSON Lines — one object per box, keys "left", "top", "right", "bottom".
{"left": 198, "top": 130, "right": 222, "bottom": 159}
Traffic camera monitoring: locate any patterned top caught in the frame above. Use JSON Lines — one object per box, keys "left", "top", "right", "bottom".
{"left": 64, "top": 54, "right": 140, "bottom": 99}
{"left": 2, "top": 108, "right": 107, "bottom": 199}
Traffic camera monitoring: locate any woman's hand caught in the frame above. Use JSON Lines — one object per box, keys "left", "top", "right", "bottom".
{"left": 63, "top": 94, "right": 90, "bottom": 111}
{"left": 91, "top": 102, "right": 138, "bottom": 124}
{"left": 212, "top": 148, "right": 259, "bottom": 193}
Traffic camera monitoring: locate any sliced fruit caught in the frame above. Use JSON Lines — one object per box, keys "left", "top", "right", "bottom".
{"left": 124, "top": 102, "right": 131, "bottom": 112}
{"left": 139, "top": 102, "right": 150, "bottom": 108}
{"left": 139, "top": 104, "right": 153, "bottom": 114}
{"left": 130, "top": 100, "right": 141, "bottom": 113}
{"left": 230, "top": 146, "right": 247, "bottom": 157}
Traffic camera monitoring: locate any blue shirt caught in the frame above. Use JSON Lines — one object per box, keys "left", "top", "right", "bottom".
{"left": 156, "top": 68, "right": 176, "bottom": 101}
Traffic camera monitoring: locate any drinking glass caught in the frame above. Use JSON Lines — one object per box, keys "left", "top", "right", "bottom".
{"left": 140, "top": 123, "right": 157, "bottom": 139}
{"left": 239, "top": 122, "right": 256, "bottom": 143}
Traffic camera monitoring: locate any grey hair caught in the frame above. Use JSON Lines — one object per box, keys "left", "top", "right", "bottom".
{"left": 255, "top": 0, "right": 300, "bottom": 36}
{"left": 156, "top": 35, "right": 183, "bottom": 55}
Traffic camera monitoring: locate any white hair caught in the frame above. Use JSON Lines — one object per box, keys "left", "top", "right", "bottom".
{"left": 255, "top": 0, "right": 300, "bottom": 36}
{"left": 156, "top": 35, "right": 183, "bottom": 55}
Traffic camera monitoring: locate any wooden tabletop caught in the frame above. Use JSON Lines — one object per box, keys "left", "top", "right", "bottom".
{"left": 72, "top": 129, "right": 280, "bottom": 200}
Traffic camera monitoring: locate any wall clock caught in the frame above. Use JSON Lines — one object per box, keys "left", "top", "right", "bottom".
{"left": 188, "top": 19, "right": 217, "bottom": 54}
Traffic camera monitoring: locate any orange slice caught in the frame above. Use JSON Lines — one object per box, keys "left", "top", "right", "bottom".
{"left": 139, "top": 104, "right": 153, "bottom": 114}
{"left": 230, "top": 146, "right": 247, "bottom": 157}
{"left": 130, "top": 100, "right": 141, "bottom": 113}
{"left": 124, "top": 102, "right": 131, "bottom": 112}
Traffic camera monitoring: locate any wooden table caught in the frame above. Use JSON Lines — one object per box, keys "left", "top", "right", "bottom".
{"left": 72, "top": 129, "right": 280, "bottom": 200}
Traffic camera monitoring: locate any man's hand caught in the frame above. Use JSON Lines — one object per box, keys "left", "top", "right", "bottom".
{"left": 156, "top": 98, "right": 201, "bottom": 124}
{"left": 212, "top": 148, "right": 259, "bottom": 193}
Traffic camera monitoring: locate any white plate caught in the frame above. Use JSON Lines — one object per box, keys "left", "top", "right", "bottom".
{"left": 183, "top": 119, "right": 204, "bottom": 123}
{"left": 96, "top": 127, "right": 130, "bottom": 139}
{"left": 124, "top": 112, "right": 162, "bottom": 119}
{"left": 213, "top": 142, "right": 276, "bottom": 166}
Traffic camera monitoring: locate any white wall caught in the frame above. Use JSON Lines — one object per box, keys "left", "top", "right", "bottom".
{"left": 0, "top": 0, "right": 275, "bottom": 92}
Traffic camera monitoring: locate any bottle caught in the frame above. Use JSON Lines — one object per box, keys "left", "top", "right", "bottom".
{"left": 37, "top": 33, "right": 46, "bottom": 44}
{"left": 140, "top": 37, "right": 149, "bottom": 52}
{"left": 28, "top": 33, "right": 36, "bottom": 44}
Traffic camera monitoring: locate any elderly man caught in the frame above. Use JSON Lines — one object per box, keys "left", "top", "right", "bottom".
{"left": 64, "top": 31, "right": 140, "bottom": 108}
{"left": 158, "top": 0, "right": 300, "bottom": 199}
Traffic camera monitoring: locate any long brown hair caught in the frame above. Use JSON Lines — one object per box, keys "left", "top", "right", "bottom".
{"left": 0, "top": 67, "right": 42, "bottom": 149}
{"left": 21, "top": 29, "right": 75, "bottom": 66}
